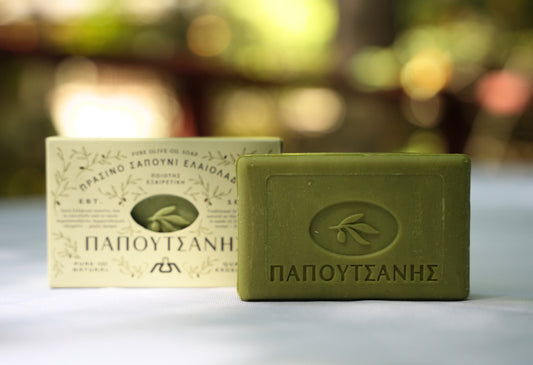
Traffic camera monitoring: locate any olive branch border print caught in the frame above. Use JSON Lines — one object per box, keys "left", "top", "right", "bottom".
{"left": 184, "top": 174, "right": 231, "bottom": 206}
{"left": 329, "top": 213, "right": 379, "bottom": 246}
{"left": 50, "top": 147, "right": 128, "bottom": 209}
{"left": 118, "top": 222, "right": 143, "bottom": 236}
{"left": 188, "top": 219, "right": 213, "bottom": 236}
{"left": 98, "top": 175, "right": 147, "bottom": 206}
{"left": 51, "top": 148, "right": 77, "bottom": 210}
{"left": 202, "top": 147, "right": 261, "bottom": 166}
{"left": 113, "top": 256, "right": 148, "bottom": 279}
{"left": 51, "top": 232, "right": 81, "bottom": 278}
{"left": 186, "top": 256, "right": 218, "bottom": 279}
{"left": 71, "top": 147, "right": 127, "bottom": 175}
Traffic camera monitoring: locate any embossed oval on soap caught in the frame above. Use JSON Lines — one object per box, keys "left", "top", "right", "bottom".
{"left": 131, "top": 194, "right": 199, "bottom": 233}
{"left": 309, "top": 201, "right": 398, "bottom": 256}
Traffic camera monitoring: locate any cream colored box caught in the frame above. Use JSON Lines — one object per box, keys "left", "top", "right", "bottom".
{"left": 46, "top": 137, "right": 282, "bottom": 287}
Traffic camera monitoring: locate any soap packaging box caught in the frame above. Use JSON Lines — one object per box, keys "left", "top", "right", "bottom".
{"left": 46, "top": 137, "right": 282, "bottom": 287}
{"left": 236, "top": 153, "right": 470, "bottom": 300}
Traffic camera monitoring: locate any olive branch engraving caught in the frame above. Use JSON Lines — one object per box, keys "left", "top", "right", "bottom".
{"left": 118, "top": 222, "right": 143, "bottom": 236}
{"left": 146, "top": 205, "right": 192, "bottom": 232}
{"left": 52, "top": 232, "right": 81, "bottom": 259}
{"left": 51, "top": 148, "right": 76, "bottom": 209}
{"left": 51, "top": 250, "right": 64, "bottom": 278}
{"left": 113, "top": 256, "right": 148, "bottom": 279}
{"left": 50, "top": 146, "right": 128, "bottom": 208}
{"left": 51, "top": 232, "right": 80, "bottom": 278}
{"left": 186, "top": 257, "right": 218, "bottom": 278}
{"left": 184, "top": 174, "right": 231, "bottom": 205}
{"left": 202, "top": 147, "right": 258, "bottom": 166}
{"left": 98, "top": 174, "right": 146, "bottom": 205}
{"left": 189, "top": 219, "right": 213, "bottom": 236}
{"left": 329, "top": 213, "right": 379, "bottom": 245}
{"left": 71, "top": 147, "right": 127, "bottom": 175}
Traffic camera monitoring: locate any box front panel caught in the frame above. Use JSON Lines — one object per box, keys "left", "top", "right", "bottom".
{"left": 47, "top": 138, "right": 280, "bottom": 287}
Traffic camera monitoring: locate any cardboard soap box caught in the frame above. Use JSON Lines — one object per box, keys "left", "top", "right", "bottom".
{"left": 46, "top": 137, "right": 282, "bottom": 287}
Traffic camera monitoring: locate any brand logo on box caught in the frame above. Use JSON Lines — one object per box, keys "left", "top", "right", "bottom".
{"left": 151, "top": 257, "right": 181, "bottom": 274}
{"left": 309, "top": 201, "right": 398, "bottom": 256}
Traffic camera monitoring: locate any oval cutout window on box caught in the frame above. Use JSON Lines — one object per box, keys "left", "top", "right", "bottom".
{"left": 131, "top": 194, "right": 198, "bottom": 233}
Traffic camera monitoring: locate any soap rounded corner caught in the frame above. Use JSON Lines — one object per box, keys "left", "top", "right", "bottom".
{"left": 448, "top": 289, "right": 469, "bottom": 301}
{"left": 236, "top": 284, "right": 253, "bottom": 302}
{"left": 459, "top": 284, "right": 470, "bottom": 301}
{"left": 235, "top": 154, "right": 254, "bottom": 172}
{"left": 458, "top": 154, "right": 471, "bottom": 166}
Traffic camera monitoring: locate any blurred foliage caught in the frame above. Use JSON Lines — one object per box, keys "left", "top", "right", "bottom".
{"left": 0, "top": 59, "right": 56, "bottom": 195}
{"left": 0, "top": 0, "right": 532, "bottom": 196}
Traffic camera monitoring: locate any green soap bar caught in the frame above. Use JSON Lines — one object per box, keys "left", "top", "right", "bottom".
{"left": 236, "top": 153, "right": 470, "bottom": 301}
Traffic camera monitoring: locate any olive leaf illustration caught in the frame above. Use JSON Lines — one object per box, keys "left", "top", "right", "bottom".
{"left": 185, "top": 174, "right": 231, "bottom": 205}
{"left": 202, "top": 147, "right": 258, "bottom": 166}
{"left": 189, "top": 219, "right": 213, "bottom": 236}
{"left": 71, "top": 147, "right": 127, "bottom": 175}
{"left": 328, "top": 213, "right": 379, "bottom": 246}
{"left": 187, "top": 257, "right": 218, "bottom": 279}
{"left": 147, "top": 205, "right": 191, "bottom": 232}
{"left": 51, "top": 148, "right": 76, "bottom": 210}
{"left": 52, "top": 232, "right": 81, "bottom": 259}
{"left": 98, "top": 175, "right": 145, "bottom": 205}
{"left": 114, "top": 256, "right": 147, "bottom": 279}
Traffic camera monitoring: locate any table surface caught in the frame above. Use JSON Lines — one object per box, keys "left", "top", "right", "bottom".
{"left": 1, "top": 165, "right": 533, "bottom": 364}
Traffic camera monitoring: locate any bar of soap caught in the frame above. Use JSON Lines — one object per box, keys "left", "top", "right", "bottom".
{"left": 236, "top": 153, "right": 470, "bottom": 301}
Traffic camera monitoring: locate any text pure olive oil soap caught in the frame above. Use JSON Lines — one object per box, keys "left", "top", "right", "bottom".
{"left": 46, "top": 137, "right": 282, "bottom": 287}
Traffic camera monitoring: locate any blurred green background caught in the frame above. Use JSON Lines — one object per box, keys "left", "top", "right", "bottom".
{"left": 1, "top": 0, "right": 532, "bottom": 196}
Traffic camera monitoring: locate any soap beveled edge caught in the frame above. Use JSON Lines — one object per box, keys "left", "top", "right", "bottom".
{"left": 236, "top": 153, "right": 471, "bottom": 301}
{"left": 444, "top": 154, "right": 471, "bottom": 300}
{"left": 236, "top": 155, "right": 262, "bottom": 300}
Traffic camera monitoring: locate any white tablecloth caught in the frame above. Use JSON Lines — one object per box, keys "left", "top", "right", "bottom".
{"left": 1, "top": 165, "right": 533, "bottom": 364}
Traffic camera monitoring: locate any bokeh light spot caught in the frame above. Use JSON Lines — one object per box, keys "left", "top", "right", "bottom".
{"left": 226, "top": 0, "right": 337, "bottom": 46}
{"left": 400, "top": 49, "right": 452, "bottom": 100}
{"left": 187, "top": 14, "right": 231, "bottom": 57}
{"left": 50, "top": 58, "right": 182, "bottom": 137}
{"left": 350, "top": 47, "right": 400, "bottom": 91}
{"left": 213, "top": 88, "right": 280, "bottom": 136}
{"left": 476, "top": 70, "right": 532, "bottom": 116}
{"left": 281, "top": 88, "right": 344, "bottom": 135}
{"left": 402, "top": 95, "right": 443, "bottom": 128}
{"left": 403, "top": 130, "right": 447, "bottom": 154}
